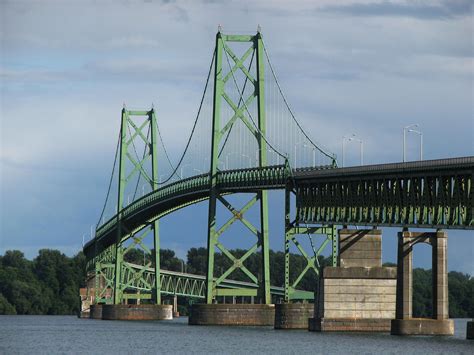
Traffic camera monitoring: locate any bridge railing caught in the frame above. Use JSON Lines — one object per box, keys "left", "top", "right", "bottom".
{"left": 91, "top": 164, "right": 290, "bottom": 245}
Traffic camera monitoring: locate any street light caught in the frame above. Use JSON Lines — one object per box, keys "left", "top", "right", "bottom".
{"left": 349, "top": 137, "right": 364, "bottom": 166}
{"left": 403, "top": 124, "right": 419, "bottom": 162}
{"left": 159, "top": 174, "right": 167, "bottom": 184}
{"left": 341, "top": 134, "right": 355, "bottom": 167}
{"left": 255, "top": 149, "right": 260, "bottom": 166}
{"left": 242, "top": 154, "right": 252, "bottom": 166}
{"left": 225, "top": 152, "right": 241, "bottom": 169}
{"left": 180, "top": 163, "right": 191, "bottom": 179}
{"left": 294, "top": 141, "right": 308, "bottom": 167}
{"left": 408, "top": 128, "right": 423, "bottom": 161}
{"left": 267, "top": 148, "right": 280, "bottom": 165}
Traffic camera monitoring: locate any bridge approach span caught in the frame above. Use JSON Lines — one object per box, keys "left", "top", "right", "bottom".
{"left": 84, "top": 157, "right": 473, "bottom": 259}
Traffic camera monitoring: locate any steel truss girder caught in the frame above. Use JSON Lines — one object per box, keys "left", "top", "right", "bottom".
{"left": 284, "top": 187, "right": 338, "bottom": 302}
{"left": 90, "top": 253, "right": 289, "bottom": 300}
{"left": 295, "top": 166, "right": 473, "bottom": 229}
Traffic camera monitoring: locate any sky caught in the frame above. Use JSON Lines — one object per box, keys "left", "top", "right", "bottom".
{"left": 1, "top": 0, "right": 473, "bottom": 274}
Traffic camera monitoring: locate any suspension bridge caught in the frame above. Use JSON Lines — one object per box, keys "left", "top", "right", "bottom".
{"left": 82, "top": 30, "right": 473, "bottom": 336}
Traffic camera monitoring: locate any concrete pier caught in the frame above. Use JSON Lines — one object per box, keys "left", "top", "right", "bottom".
{"left": 89, "top": 304, "right": 103, "bottom": 319}
{"left": 467, "top": 320, "right": 473, "bottom": 339}
{"left": 309, "top": 229, "right": 397, "bottom": 332}
{"left": 189, "top": 304, "right": 275, "bottom": 326}
{"left": 391, "top": 230, "right": 454, "bottom": 336}
{"left": 274, "top": 303, "right": 314, "bottom": 329}
{"left": 101, "top": 304, "right": 173, "bottom": 321}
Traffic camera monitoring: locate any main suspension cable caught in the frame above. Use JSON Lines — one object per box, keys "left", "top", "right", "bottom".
{"left": 157, "top": 49, "right": 216, "bottom": 185}
{"left": 96, "top": 130, "right": 120, "bottom": 228}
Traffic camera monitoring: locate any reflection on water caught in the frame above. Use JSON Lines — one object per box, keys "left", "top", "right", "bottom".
{"left": 0, "top": 316, "right": 472, "bottom": 354}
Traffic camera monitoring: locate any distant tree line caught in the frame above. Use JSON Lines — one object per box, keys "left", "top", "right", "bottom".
{"left": 0, "top": 248, "right": 472, "bottom": 317}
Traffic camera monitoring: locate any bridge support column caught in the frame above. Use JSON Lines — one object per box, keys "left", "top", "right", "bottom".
{"left": 309, "top": 228, "right": 397, "bottom": 332}
{"left": 391, "top": 230, "right": 454, "bottom": 336}
{"left": 467, "top": 320, "right": 474, "bottom": 339}
{"left": 172, "top": 295, "right": 179, "bottom": 318}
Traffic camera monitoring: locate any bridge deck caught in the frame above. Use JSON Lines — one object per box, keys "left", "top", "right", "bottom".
{"left": 84, "top": 157, "right": 473, "bottom": 258}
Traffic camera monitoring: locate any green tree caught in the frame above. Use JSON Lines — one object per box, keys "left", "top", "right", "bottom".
{"left": 0, "top": 293, "right": 16, "bottom": 314}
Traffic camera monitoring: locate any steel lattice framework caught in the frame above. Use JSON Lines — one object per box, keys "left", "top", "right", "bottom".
{"left": 83, "top": 30, "right": 474, "bottom": 308}
{"left": 293, "top": 157, "right": 473, "bottom": 229}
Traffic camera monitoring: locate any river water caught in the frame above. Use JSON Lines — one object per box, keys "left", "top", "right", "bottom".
{"left": 0, "top": 316, "right": 472, "bottom": 354}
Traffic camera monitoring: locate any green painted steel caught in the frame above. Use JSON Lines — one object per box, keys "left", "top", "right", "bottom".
{"left": 205, "top": 31, "right": 272, "bottom": 304}
{"left": 83, "top": 31, "right": 474, "bottom": 309}
{"left": 101, "top": 108, "right": 162, "bottom": 305}
{"left": 88, "top": 254, "right": 296, "bottom": 301}
{"left": 150, "top": 110, "right": 161, "bottom": 305}
{"left": 84, "top": 158, "right": 473, "bottom": 262}
{"left": 293, "top": 157, "right": 474, "bottom": 229}
{"left": 284, "top": 184, "right": 338, "bottom": 302}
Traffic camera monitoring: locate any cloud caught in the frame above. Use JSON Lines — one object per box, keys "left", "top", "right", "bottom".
{"left": 1, "top": 0, "right": 473, "bottom": 273}
{"left": 320, "top": 0, "right": 473, "bottom": 20}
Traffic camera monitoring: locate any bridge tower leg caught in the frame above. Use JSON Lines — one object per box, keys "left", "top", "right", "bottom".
{"left": 194, "top": 30, "right": 274, "bottom": 326}
{"left": 113, "top": 108, "right": 128, "bottom": 304}
{"left": 108, "top": 108, "right": 163, "bottom": 309}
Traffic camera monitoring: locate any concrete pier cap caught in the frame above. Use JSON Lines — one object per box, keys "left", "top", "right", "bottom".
{"left": 189, "top": 304, "right": 275, "bottom": 326}
{"left": 101, "top": 304, "right": 173, "bottom": 320}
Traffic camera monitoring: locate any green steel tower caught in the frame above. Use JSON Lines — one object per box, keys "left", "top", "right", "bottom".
{"left": 112, "top": 108, "right": 161, "bottom": 304}
{"left": 205, "top": 30, "right": 271, "bottom": 304}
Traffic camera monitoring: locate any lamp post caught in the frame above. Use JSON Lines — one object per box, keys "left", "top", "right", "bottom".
{"left": 341, "top": 134, "right": 355, "bottom": 167}
{"left": 267, "top": 148, "right": 280, "bottom": 165}
{"left": 225, "top": 152, "right": 241, "bottom": 169}
{"left": 180, "top": 163, "right": 191, "bottom": 179}
{"left": 159, "top": 174, "right": 167, "bottom": 184}
{"left": 403, "top": 124, "right": 419, "bottom": 162}
{"left": 294, "top": 141, "right": 308, "bottom": 167}
{"left": 351, "top": 137, "right": 364, "bottom": 165}
{"left": 407, "top": 128, "right": 423, "bottom": 161}
{"left": 242, "top": 154, "right": 252, "bottom": 166}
